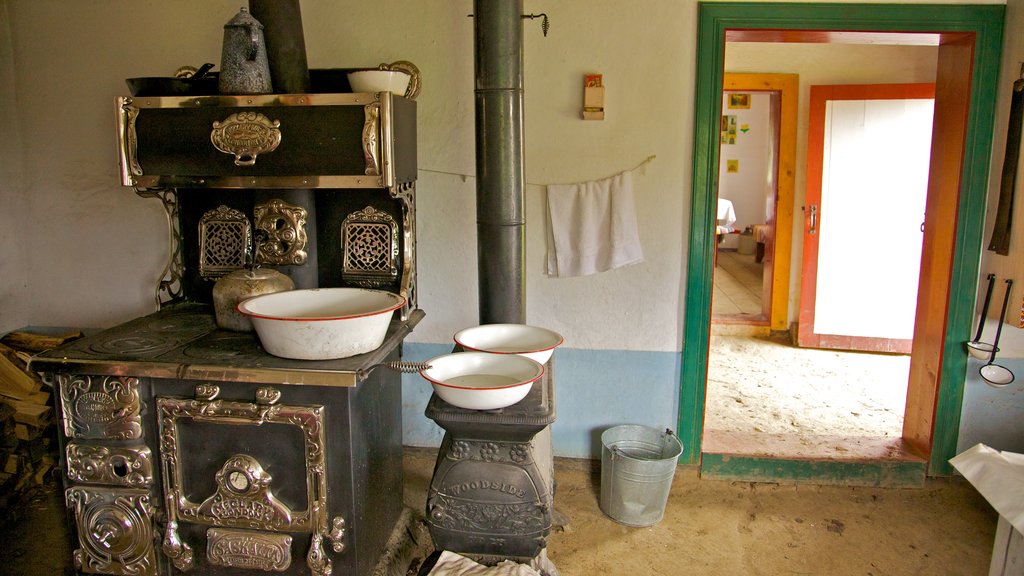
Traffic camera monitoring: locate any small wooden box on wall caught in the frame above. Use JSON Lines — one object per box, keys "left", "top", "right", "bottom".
{"left": 583, "top": 74, "right": 604, "bottom": 120}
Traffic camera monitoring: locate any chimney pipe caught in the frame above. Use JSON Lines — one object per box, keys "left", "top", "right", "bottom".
{"left": 474, "top": 0, "right": 526, "bottom": 325}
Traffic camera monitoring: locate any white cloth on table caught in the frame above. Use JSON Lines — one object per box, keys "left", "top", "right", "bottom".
{"left": 717, "top": 198, "right": 737, "bottom": 234}
{"left": 950, "top": 443, "right": 1024, "bottom": 534}
{"left": 545, "top": 170, "right": 644, "bottom": 277}
{"left": 427, "top": 551, "right": 542, "bottom": 576}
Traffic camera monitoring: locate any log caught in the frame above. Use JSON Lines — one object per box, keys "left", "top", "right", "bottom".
{"left": 0, "top": 387, "right": 49, "bottom": 405}
{"left": 0, "top": 346, "right": 39, "bottom": 395}
{"left": 3, "top": 453, "right": 20, "bottom": 475}
{"left": 0, "top": 330, "right": 83, "bottom": 353}
{"left": 14, "top": 423, "right": 41, "bottom": 442}
{"left": 1, "top": 400, "right": 52, "bottom": 427}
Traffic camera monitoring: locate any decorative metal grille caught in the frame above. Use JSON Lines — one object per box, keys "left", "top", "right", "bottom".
{"left": 342, "top": 206, "right": 398, "bottom": 288}
{"left": 199, "top": 206, "right": 251, "bottom": 279}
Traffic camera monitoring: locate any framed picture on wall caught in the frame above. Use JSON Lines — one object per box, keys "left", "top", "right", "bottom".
{"left": 720, "top": 115, "right": 737, "bottom": 144}
{"left": 728, "top": 93, "right": 751, "bottom": 109}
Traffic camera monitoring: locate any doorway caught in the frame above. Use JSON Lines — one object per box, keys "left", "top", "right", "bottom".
{"left": 680, "top": 3, "right": 1004, "bottom": 480}
{"left": 708, "top": 79, "right": 934, "bottom": 461}
{"left": 712, "top": 73, "right": 797, "bottom": 330}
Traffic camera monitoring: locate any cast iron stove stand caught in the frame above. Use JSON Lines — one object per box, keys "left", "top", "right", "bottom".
{"left": 423, "top": 361, "right": 557, "bottom": 570}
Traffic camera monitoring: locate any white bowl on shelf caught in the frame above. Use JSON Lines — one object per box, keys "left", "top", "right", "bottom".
{"left": 420, "top": 352, "right": 544, "bottom": 410}
{"left": 237, "top": 288, "right": 405, "bottom": 360}
{"left": 454, "top": 324, "right": 564, "bottom": 365}
{"left": 347, "top": 69, "right": 411, "bottom": 96}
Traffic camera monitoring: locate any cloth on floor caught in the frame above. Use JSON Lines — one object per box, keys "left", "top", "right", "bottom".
{"left": 545, "top": 170, "right": 644, "bottom": 277}
{"left": 427, "top": 551, "right": 542, "bottom": 576}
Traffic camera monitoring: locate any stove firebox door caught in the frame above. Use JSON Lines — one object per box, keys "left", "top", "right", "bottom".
{"left": 155, "top": 389, "right": 340, "bottom": 575}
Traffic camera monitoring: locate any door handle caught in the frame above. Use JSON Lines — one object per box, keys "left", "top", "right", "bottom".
{"left": 804, "top": 204, "right": 818, "bottom": 235}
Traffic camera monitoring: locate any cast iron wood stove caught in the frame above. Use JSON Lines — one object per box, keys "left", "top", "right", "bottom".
{"left": 424, "top": 362, "right": 555, "bottom": 561}
{"left": 33, "top": 74, "right": 422, "bottom": 576}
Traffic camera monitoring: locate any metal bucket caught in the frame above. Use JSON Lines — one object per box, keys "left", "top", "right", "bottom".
{"left": 600, "top": 425, "right": 683, "bottom": 527}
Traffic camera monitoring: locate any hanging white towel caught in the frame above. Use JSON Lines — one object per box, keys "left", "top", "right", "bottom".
{"left": 428, "top": 550, "right": 542, "bottom": 576}
{"left": 545, "top": 170, "right": 644, "bottom": 277}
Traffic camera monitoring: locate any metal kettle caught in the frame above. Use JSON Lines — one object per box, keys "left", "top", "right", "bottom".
{"left": 212, "top": 268, "right": 294, "bottom": 332}
{"left": 218, "top": 7, "right": 273, "bottom": 95}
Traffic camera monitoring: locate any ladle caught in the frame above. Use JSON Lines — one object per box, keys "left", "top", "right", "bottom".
{"left": 967, "top": 273, "right": 998, "bottom": 359}
{"left": 980, "top": 278, "right": 1015, "bottom": 387}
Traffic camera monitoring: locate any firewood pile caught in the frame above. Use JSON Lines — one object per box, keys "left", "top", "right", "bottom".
{"left": 0, "top": 329, "right": 82, "bottom": 520}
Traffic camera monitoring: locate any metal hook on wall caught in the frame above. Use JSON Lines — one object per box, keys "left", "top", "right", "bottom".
{"left": 522, "top": 13, "right": 550, "bottom": 36}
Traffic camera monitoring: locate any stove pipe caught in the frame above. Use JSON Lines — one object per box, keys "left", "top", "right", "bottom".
{"left": 474, "top": 0, "right": 526, "bottom": 325}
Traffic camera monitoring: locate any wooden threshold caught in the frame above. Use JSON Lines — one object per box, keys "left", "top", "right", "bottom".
{"left": 701, "top": 430, "right": 928, "bottom": 487}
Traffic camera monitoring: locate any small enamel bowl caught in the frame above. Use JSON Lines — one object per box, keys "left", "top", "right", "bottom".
{"left": 453, "top": 324, "right": 563, "bottom": 365}
{"left": 420, "top": 352, "right": 544, "bottom": 410}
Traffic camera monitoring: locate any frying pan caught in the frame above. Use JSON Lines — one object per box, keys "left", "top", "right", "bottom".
{"left": 126, "top": 63, "right": 217, "bottom": 96}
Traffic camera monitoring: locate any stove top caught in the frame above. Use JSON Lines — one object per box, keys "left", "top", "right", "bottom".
{"left": 32, "top": 303, "right": 423, "bottom": 387}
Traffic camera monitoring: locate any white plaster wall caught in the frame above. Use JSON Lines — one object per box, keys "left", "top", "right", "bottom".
{"left": 0, "top": 0, "right": 693, "bottom": 354}
{"left": 0, "top": 0, "right": 28, "bottom": 334}
{"left": 4, "top": 0, "right": 234, "bottom": 330}
{"left": 725, "top": 42, "right": 938, "bottom": 325}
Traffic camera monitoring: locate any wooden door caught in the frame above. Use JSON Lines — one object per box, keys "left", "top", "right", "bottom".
{"left": 798, "top": 83, "right": 936, "bottom": 353}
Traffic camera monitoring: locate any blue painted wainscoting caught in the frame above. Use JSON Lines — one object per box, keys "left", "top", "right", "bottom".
{"left": 957, "top": 357, "right": 1024, "bottom": 455}
{"left": 400, "top": 343, "right": 682, "bottom": 460}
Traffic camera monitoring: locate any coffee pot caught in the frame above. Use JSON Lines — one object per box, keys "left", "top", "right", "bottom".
{"left": 218, "top": 7, "right": 273, "bottom": 94}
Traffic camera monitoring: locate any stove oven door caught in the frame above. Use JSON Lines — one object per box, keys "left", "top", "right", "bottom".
{"left": 155, "top": 385, "right": 343, "bottom": 575}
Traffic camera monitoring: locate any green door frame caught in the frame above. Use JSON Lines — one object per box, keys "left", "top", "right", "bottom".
{"left": 680, "top": 2, "right": 1004, "bottom": 476}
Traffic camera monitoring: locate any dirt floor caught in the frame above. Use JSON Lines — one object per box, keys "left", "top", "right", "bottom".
{"left": 5, "top": 448, "right": 999, "bottom": 576}
{"left": 705, "top": 330, "right": 911, "bottom": 454}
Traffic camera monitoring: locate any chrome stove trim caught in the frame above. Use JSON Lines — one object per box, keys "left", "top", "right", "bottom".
{"left": 195, "top": 454, "right": 297, "bottom": 529}
{"left": 254, "top": 198, "right": 309, "bottom": 266}
{"left": 210, "top": 111, "right": 283, "bottom": 167}
{"left": 117, "top": 97, "right": 142, "bottom": 186}
{"left": 391, "top": 181, "right": 418, "bottom": 316}
{"left": 58, "top": 374, "right": 143, "bottom": 440}
{"left": 66, "top": 444, "right": 153, "bottom": 488}
{"left": 129, "top": 174, "right": 387, "bottom": 189}
{"left": 157, "top": 386, "right": 336, "bottom": 575}
{"left": 363, "top": 101, "right": 381, "bottom": 177}
{"left": 206, "top": 528, "right": 292, "bottom": 572}
{"left": 66, "top": 487, "right": 157, "bottom": 576}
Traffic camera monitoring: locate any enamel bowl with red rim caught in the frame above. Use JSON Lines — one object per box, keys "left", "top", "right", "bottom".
{"left": 453, "top": 324, "right": 563, "bottom": 365}
{"left": 237, "top": 288, "right": 405, "bottom": 360}
{"left": 420, "top": 352, "right": 544, "bottom": 410}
